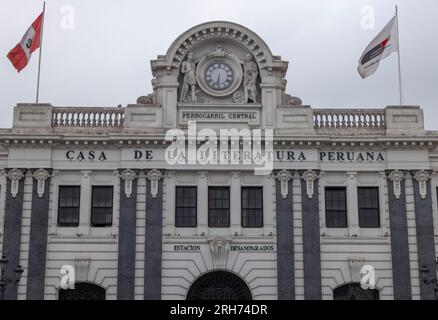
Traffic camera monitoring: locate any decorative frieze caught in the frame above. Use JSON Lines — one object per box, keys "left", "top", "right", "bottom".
{"left": 301, "top": 169, "right": 319, "bottom": 199}
{"left": 32, "top": 169, "right": 50, "bottom": 198}
{"left": 388, "top": 170, "right": 405, "bottom": 199}
{"left": 146, "top": 169, "right": 163, "bottom": 198}
{"left": 275, "top": 170, "right": 292, "bottom": 199}
{"left": 7, "top": 168, "right": 24, "bottom": 198}
{"left": 413, "top": 170, "right": 431, "bottom": 199}
{"left": 120, "top": 169, "right": 137, "bottom": 198}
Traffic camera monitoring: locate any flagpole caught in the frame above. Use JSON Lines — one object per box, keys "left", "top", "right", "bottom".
{"left": 36, "top": 1, "right": 46, "bottom": 104}
{"left": 395, "top": 5, "right": 404, "bottom": 105}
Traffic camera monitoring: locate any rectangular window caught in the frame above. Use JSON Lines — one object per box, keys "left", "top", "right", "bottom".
{"left": 175, "top": 186, "right": 197, "bottom": 227}
{"left": 208, "top": 187, "right": 230, "bottom": 228}
{"left": 58, "top": 186, "right": 80, "bottom": 227}
{"left": 325, "top": 187, "right": 347, "bottom": 228}
{"left": 358, "top": 187, "right": 380, "bottom": 228}
{"left": 91, "top": 186, "right": 113, "bottom": 227}
{"left": 241, "top": 187, "right": 263, "bottom": 228}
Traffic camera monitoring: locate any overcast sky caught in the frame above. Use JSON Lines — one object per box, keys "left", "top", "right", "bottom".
{"left": 1, "top": 0, "right": 437, "bottom": 129}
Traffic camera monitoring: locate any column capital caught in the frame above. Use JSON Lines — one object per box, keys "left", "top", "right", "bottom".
{"left": 32, "top": 169, "right": 51, "bottom": 198}
{"left": 412, "top": 170, "right": 432, "bottom": 199}
{"left": 275, "top": 170, "right": 293, "bottom": 199}
{"left": 6, "top": 168, "right": 25, "bottom": 198}
{"left": 301, "top": 170, "right": 319, "bottom": 199}
{"left": 146, "top": 169, "right": 164, "bottom": 199}
{"left": 120, "top": 169, "right": 138, "bottom": 198}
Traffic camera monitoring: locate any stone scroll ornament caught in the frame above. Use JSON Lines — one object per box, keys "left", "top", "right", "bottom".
{"left": 146, "top": 169, "right": 163, "bottom": 198}
{"left": 413, "top": 170, "right": 431, "bottom": 199}
{"left": 388, "top": 170, "right": 405, "bottom": 200}
{"left": 120, "top": 169, "right": 137, "bottom": 198}
{"left": 302, "top": 169, "right": 319, "bottom": 199}
{"left": 208, "top": 238, "right": 231, "bottom": 270}
{"left": 7, "top": 168, "right": 24, "bottom": 198}
{"left": 275, "top": 170, "right": 292, "bottom": 199}
{"left": 32, "top": 169, "right": 50, "bottom": 198}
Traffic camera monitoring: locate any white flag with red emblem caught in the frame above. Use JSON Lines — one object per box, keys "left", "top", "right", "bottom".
{"left": 358, "top": 16, "right": 398, "bottom": 79}
{"left": 7, "top": 11, "right": 44, "bottom": 72}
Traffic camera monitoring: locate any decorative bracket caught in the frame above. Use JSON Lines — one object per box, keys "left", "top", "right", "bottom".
{"left": 74, "top": 256, "right": 91, "bottom": 282}
{"left": 348, "top": 257, "right": 366, "bottom": 282}
{"left": 146, "top": 169, "right": 163, "bottom": 199}
{"left": 275, "top": 170, "right": 292, "bottom": 199}
{"left": 7, "top": 168, "right": 24, "bottom": 198}
{"left": 388, "top": 170, "right": 405, "bottom": 200}
{"left": 208, "top": 237, "right": 231, "bottom": 269}
{"left": 413, "top": 170, "right": 431, "bottom": 199}
{"left": 120, "top": 169, "right": 137, "bottom": 198}
{"left": 33, "top": 169, "right": 50, "bottom": 198}
{"left": 302, "top": 170, "right": 319, "bottom": 199}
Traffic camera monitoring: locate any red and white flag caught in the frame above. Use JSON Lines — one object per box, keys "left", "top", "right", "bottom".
{"left": 7, "top": 11, "right": 44, "bottom": 72}
{"left": 358, "top": 16, "right": 399, "bottom": 79}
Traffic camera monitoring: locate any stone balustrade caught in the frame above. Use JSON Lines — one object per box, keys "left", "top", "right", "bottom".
{"left": 313, "top": 109, "right": 386, "bottom": 132}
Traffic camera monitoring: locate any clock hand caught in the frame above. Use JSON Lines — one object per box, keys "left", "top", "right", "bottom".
{"left": 216, "top": 73, "right": 221, "bottom": 84}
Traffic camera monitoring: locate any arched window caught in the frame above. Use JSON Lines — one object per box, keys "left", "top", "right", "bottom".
{"left": 59, "top": 282, "right": 106, "bottom": 300}
{"left": 187, "top": 271, "right": 252, "bottom": 300}
{"left": 333, "top": 283, "right": 379, "bottom": 300}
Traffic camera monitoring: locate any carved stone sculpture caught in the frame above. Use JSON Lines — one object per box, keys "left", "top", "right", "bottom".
{"left": 243, "top": 54, "right": 258, "bottom": 103}
{"left": 179, "top": 52, "right": 197, "bottom": 103}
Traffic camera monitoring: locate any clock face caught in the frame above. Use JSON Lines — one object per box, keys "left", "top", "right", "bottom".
{"left": 204, "top": 63, "right": 234, "bottom": 90}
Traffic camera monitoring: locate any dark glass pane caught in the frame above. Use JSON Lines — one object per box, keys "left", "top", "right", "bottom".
{"left": 209, "top": 187, "right": 230, "bottom": 228}
{"left": 241, "top": 187, "right": 263, "bottom": 228}
{"left": 358, "top": 187, "right": 380, "bottom": 228}
{"left": 58, "top": 186, "right": 80, "bottom": 227}
{"left": 325, "top": 187, "right": 347, "bottom": 228}
{"left": 91, "top": 186, "right": 113, "bottom": 227}
{"left": 175, "top": 186, "right": 197, "bottom": 227}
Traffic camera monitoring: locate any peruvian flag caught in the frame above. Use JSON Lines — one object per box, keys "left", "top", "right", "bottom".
{"left": 358, "top": 16, "right": 398, "bottom": 79}
{"left": 7, "top": 11, "right": 44, "bottom": 72}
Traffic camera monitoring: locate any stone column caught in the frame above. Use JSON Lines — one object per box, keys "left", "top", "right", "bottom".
{"left": 26, "top": 169, "right": 51, "bottom": 300}
{"left": 386, "top": 170, "right": 412, "bottom": 300}
{"left": 197, "top": 172, "right": 208, "bottom": 235}
{"left": 2, "top": 169, "right": 25, "bottom": 300}
{"left": 230, "top": 172, "right": 241, "bottom": 234}
{"left": 300, "top": 169, "right": 322, "bottom": 300}
{"left": 275, "top": 170, "right": 295, "bottom": 300}
{"left": 144, "top": 169, "right": 164, "bottom": 300}
{"left": 346, "top": 172, "right": 359, "bottom": 236}
{"left": 117, "top": 169, "right": 138, "bottom": 300}
{"left": 412, "top": 170, "right": 437, "bottom": 300}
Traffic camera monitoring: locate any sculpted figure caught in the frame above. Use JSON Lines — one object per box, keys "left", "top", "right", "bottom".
{"left": 243, "top": 54, "right": 258, "bottom": 103}
{"left": 180, "top": 52, "right": 197, "bottom": 102}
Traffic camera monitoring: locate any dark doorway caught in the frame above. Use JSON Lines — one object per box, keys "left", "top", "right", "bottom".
{"left": 59, "top": 282, "right": 106, "bottom": 300}
{"left": 187, "top": 271, "right": 252, "bottom": 300}
{"left": 333, "top": 283, "right": 379, "bottom": 300}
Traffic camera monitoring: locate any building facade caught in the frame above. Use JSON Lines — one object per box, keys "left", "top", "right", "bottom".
{"left": 1, "top": 21, "right": 437, "bottom": 300}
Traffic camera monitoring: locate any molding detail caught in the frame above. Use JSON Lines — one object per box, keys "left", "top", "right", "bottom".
{"left": 275, "top": 170, "right": 292, "bottom": 199}
{"left": 301, "top": 170, "right": 319, "bottom": 199}
{"left": 120, "top": 169, "right": 137, "bottom": 198}
{"left": 74, "top": 257, "right": 90, "bottom": 282}
{"left": 388, "top": 170, "right": 405, "bottom": 199}
{"left": 7, "top": 168, "right": 24, "bottom": 198}
{"left": 413, "top": 170, "right": 431, "bottom": 199}
{"left": 208, "top": 238, "right": 231, "bottom": 269}
{"left": 348, "top": 257, "right": 366, "bottom": 282}
{"left": 146, "top": 169, "right": 163, "bottom": 198}
{"left": 32, "top": 169, "right": 50, "bottom": 198}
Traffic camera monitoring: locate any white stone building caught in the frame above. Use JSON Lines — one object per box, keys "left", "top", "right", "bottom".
{"left": 0, "top": 21, "right": 437, "bottom": 300}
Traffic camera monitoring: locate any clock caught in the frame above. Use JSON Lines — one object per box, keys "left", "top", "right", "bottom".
{"left": 204, "top": 63, "right": 234, "bottom": 90}
{"left": 196, "top": 53, "right": 243, "bottom": 97}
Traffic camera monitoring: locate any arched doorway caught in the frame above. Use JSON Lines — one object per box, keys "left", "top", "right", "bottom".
{"left": 187, "top": 271, "right": 252, "bottom": 300}
{"left": 333, "top": 283, "right": 379, "bottom": 300}
{"left": 59, "top": 282, "right": 106, "bottom": 300}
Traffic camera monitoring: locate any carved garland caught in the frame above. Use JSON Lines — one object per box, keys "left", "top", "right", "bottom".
{"left": 32, "top": 169, "right": 50, "bottom": 198}
{"left": 414, "top": 170, "right": 431, "bottom": 199}
{"left": 146, "top": 169, "right": 163, "bottom": 198}
{"left": 7, "top": 168, "right": 24, "bottom": 198}
{"left": 302, "top": 170, "right": 319, "bottom": 199}
{"left": 120, "top": 169, "right": 137, "bottom": 198}
{"left": 388, "top": 170, "right": 404, "bottom": 199}
{"left": 275, "top": 170, "right": 292, "bottom": 199}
